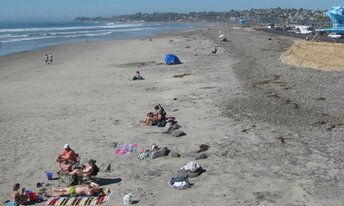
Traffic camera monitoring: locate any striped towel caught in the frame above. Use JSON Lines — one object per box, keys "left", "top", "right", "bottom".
{"left": 45, "top": 190, "right": 112, "bottom": 205}
{"left": 138, "top": 150, "right": 151, "bottom": 159}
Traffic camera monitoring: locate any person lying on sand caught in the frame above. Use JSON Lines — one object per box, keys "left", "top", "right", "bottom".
{"left": 11, "top": 183, "right": 29, "bottom": 206}
{"left": 48, "top": 182, "right": 101, "bottom": 197}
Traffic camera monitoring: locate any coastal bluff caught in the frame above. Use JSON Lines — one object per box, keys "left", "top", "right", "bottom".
{"left": 280, "top": 41, "right": 344, "bottom": 71}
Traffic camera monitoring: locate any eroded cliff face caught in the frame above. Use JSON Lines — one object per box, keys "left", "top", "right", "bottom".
{"left": 280, "top": 41, "right": 344, "bottom": 71}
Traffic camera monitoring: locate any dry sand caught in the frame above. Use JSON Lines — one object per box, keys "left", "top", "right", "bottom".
{"left": 0, "top": 25, "right": 343, "bottom": 206}
{"left": 280, "top": 41, "right": 344, "bottom": 71}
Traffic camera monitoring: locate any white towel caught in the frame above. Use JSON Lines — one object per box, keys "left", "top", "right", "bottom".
{"left": 181, "top": 161, "right": 200, "bottom": 172}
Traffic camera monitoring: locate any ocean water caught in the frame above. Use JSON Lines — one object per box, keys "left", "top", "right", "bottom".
{"left": 0, "top": 21, "right": 200, "bottom": 56}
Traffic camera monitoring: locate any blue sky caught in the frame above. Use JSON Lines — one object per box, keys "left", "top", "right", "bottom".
{"left": 0, "top": 0, "right": 342, "bottom": 21}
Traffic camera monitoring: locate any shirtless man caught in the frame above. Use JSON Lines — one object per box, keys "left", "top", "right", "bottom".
{"left": 49, "top": 182, "right": 101, "bottom": 197}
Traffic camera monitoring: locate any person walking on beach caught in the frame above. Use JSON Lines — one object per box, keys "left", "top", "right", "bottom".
{"left": 44, "top": 54, "right": 48, "bottom": 64}
{"left": 48, "top": 53, "right": 53, "bottom": 64}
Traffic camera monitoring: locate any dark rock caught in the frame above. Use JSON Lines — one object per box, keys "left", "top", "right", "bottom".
{"left": 195, "top": 153, "right": 208, "bottom": 160}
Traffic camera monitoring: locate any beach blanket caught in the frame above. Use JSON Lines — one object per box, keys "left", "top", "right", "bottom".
{"left": 45, "top": 190, "right": 112, "bottom": 206}
{"left": 115, "top": 144, "right": 138, "bottom": 155}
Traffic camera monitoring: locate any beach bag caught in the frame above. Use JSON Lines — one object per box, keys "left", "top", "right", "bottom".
{"left": 157, "top": 119, "right": 166, "bottom": 127}
{"left": 169, "top": 175, "right": 191, "bottom": 189}
{"left": 150, "top": 147, "right": 169, "bottom": 159}
{"left": 181, "top": 161, "right": 201, "bottom": 172}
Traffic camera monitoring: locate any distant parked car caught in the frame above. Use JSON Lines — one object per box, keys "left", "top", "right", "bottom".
{"left": 328, "top": 32, "right": 343, "bottom": 39}
{"left": 294, "top": 25, "right": 313, "bottom": 34}
{"left": 267, "top": 23, "right": 274, "bottom": 29}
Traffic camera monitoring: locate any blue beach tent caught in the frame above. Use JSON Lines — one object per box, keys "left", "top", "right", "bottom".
{"left": 164, "top": 54, "right": 181, "bottom": 65}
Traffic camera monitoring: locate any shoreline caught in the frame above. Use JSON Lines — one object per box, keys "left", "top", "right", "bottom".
{"left": 0, "top": 22, "right": 206, "bottom": 58}
{"left": 0, "top": 35, "right": 159, "bottom": 59}
{"left": 1, "top": 25, "right": 344, "bottom": 205}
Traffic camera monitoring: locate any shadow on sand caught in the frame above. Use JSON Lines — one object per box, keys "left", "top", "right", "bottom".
{"left": 97, "top": 177, "right": 122, "bottom": 186}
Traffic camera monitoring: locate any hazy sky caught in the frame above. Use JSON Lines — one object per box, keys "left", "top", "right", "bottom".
{"left": 0, "top": 0, "right": 342, "bottom": 21}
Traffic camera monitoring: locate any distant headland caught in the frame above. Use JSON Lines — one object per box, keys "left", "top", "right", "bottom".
{"left": 74, "top": 8, "right": 329, "bottom": 25}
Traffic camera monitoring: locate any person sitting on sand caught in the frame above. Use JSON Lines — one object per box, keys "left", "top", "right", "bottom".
{"left": 143, "top": 112, "right": 155, "bottom": 126}
{"left": 144, "top": 104, "right": 166, "bottom": 126}
{"left": 56, "top": 144, "right": 78, "bottom": 163}
{"left": 132, "top": 71, "right": 143, "bottom": 80}
{"left": 57, "top": 144, "right": 79, "bottom": 172}
{"left": 49, "top": 182, "right": 101, "bottom": 197}
{"left": 59, "top": 159, "right": 73, "bottom": 172}
{"left": 68, "top": 159, "right": 98, "bottom": 177}
{"left": 151, "top": 143, "right": 160, "bottom": 151}
{"left": 11, "top": 183, "right": 28, "bottom": 206}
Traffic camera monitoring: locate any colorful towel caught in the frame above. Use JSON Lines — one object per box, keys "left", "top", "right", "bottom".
{"left": 45, "top": 190, "right": 112, "bottom": 206}
{"left": 115, "top": 143, "right": 138, "bottom": 155}
{"left": 138, "top": 149, "right": 151, "bottom": 159}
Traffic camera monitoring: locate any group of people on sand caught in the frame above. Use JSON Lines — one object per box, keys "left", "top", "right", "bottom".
{"left": 144, "top": 104, "right": 167, "bottom": 126}
{"left": 44, "top": 53, "right": 53, "bottom": 64}
{"left": 8, "top": 144, "right": 102, "bottom": 205}
{"left": 57, "top": 144, "right": 99, "bottom": 178}
{"left": 8, "top": 105, "right": 172, "bottom": 205}
{"left": 10, "top": 181, "right": 103, "bottom": 205}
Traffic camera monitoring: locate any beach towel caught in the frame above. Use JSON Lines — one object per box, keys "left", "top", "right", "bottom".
{"left": 45, "top": 190, "right": 112, "bottom": 206}
{"left": 4, "top": 201, "right": 16, "bottom": 206}
{"left": 177, "top": 167, "right": 206, "bottom": 178}
{"left": 180, "top": 161, "right": 200, "bottom": 172}
{"left": 115, "top": 144, "right": 138, "bottom": 155}
{"left": 138, "top": 150, "right": 151, "bottom": 159}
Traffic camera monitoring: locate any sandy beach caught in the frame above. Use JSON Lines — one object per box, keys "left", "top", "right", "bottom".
{"left": 0, "top": 25, "right": 343, "bottom": 206}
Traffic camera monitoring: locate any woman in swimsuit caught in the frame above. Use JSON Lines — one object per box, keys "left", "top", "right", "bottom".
{"left": 11, "top": 183, "right": 28, "bottom": 206}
